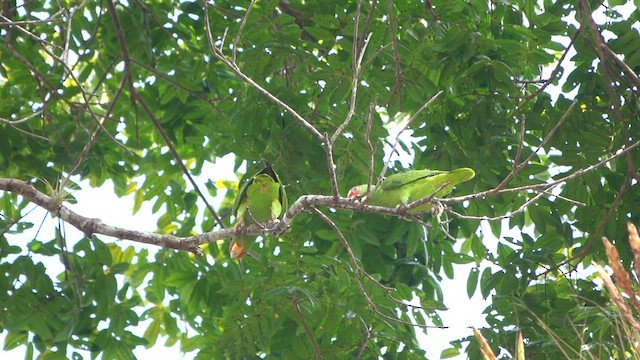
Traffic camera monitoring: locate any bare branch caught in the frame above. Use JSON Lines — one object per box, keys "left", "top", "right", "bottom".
{"left": 132, "top": 92, "right": 226, "bottom": 229}
{"left": 446, "top": 191, "right": 547, "bottom": 222}
{"left": 232, "top": 0, "right": 257, "bottom": 63}
{"left": 386, "top": 0, "right": 404, "bottom": 102}
{"left": 365, "top": 98, "right": 378, "bottom": 195}
{"left": 323, "top": 134, "right": 341, "bottom": 199}
{"left": 106, "top": 0, "right": 224, "bottom": 228}
{"left": 0, "top": 110, "right": 43, "bottom": 125}
{"left": 203, "top": 2, "right": 324, "bottom": 141}
{"left": 310, "top": 207, "right": 440, "bottom": 329}
{"left": 355, "top": 325, "right": 372, "bottom": 360}
{"left": 291, "top": 295, "right": 323, "bottom": 360}
{"left": 378, "top": 90, "right": 444, "bottom": 186}
{"left": 440, "top": 137, "right": 640, "bottom": 206}
{"left": 600, "top": 44, "right": 640, "bottom": 90}
{"left": 329, "top": 0, "right": 372, "bottom": 145}
{"left": 515, "top": 29, "right": 581, "bottom": 110}
{"left": 495, "top": 100, "right": 576, "bottom": 191}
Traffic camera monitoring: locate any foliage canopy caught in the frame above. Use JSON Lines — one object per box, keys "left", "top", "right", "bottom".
{"left": 1, "top": 0, "right": 640, "bottom": 358}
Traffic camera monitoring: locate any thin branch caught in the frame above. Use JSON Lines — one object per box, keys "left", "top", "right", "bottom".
{"left": 330, "top": 32, "right": 372, "bottom": 145}
{"left": 386, "top": 0, "right": 404, "bottom": 103}
{"left": 132, "top": 93, "right": 226, "bottom": 229}
{"left": 359, "top": 0, "right": 378, "bottom": 52}
{"left": 600, "top": 44, "right": 640, "bottom": 90}
{"left": 130, "top": 59, "right": 223, "bottom": 106}
{"left": 203, "top": 2, "right": 324, "bottom": 141}
{"left": 365, "top": 98, "right": 378, "bottom": 195}
{"left": 106, "top": 0, "right": 224, "bottom": 228}
{"left": 512, "top": 115, "right": 526, "bottom": 171}
{"left": 323, "top": 134, "right": 340, "bottom": 199}
{"left": 330, "top": 0, "right": 372, "bottom": 145}
{"left": 2, "top": 118, "right": 51, "bottom": 141}
{"left": 377, "top": 90, "right": 444, "bottom": 186}
{"left": 446, "top": 191, "right": 547, "bottom": 221}
{"left": 0, "top": 110, "right": 43, "bottom": 125}
{"left": 0, "top": 13, "right": 123, "bottom": 152}
{"left": 231, "top": 0, "right": 257, "bottom": 63}
{"left": 515, "top": 29, "right": 581, "bottom": 111}
{"left": 495, "top": 100, "right": 576, "bottom": 191}
{"left": 310, "top": 207, "right": 439, "bottom": 329}
{"left": 66, "top": 74, "right": 128, "bottom": 182}
{"left": 291, "top": 295, "right": 323, "bottom": 360}
{"left": 572, "top": 173, "right": 630, "bottom": 260}
{"left": 439, "top": 137, "right": 640, "bottom": 205}
{"left": 355, "top": 325, "right": 372, "bottom": 360}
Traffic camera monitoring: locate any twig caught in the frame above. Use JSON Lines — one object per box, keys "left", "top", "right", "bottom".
{"left": 496, "top": 100, "right": 576, "bottom": 191}
{"left": 203, "top": 2, "right": 324, "bottom": 141}
{"left": 0, "top": 13, "right": 123, "bottom": 150}
{"left": 512, "top": 115, "right": 526, "bottom": 171}
{"left": 132, "top": 92, "right": 226, "bottom": 229}
{"left": 571, "top": 173, "right": 630, "bottom": 260}
{"left": 330, "top": 0, "right": 372, "bottom": 144}
{"left": 377, "top": 90, "right": 444, "bottom": 186}
{"left": 364, "top": 98, "right": 378, "bottom": 195}
{"left": 231, "top": 0, "right": 257, "bottom": 63}
{"left": 386, "top": 0, "right": 404, "bottom": 103}
{"left": 107, "top": 0, "right": 224, "bottom": 228}
{"left": 0, "top": 110, "right": 43, "bottom": 125}
{"left": 355, "top": 325, "right": 372, "bottom": 360}
{"left": 310, "top": 207, "right": 440, "bottom": 329}
{"left": 330, "top": 32, "right": 372, "bottom": 144}
{"left": 439, "top": 137, "right": 640, "bottom": 205}
{"left": 446, "top": 191, "right": 547, "bottom": 221}
{"left": 359, "top": 0, "right": 378, "bottom": 51}
{"left": 516, "top": 29, "right": 580, "bottom": 110}
{"left": 65, "top": 74, "right": 129, "bottom": 183}
{"left": 130, "top": 59, "right": 223, "bottom": 106}
{"left": 600, "top": 44, "right": 640, "bottom": 90}
{"left": 291, "top": 295, "right": 323, "bottom": 360}
{"left": 323, "top": 134, "right": 340, "bottom": 199}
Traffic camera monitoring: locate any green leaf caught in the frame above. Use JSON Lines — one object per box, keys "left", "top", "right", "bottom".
{"left": 467, "top": 267, "right": 479, "bottom": 298}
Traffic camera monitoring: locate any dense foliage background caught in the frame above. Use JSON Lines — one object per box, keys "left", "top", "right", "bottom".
{"left": 1, "top": 0, "right": 639, "bottom": 358}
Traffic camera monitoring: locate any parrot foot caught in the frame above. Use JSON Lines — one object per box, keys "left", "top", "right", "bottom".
{"left": 430, "top": 201, "right": 444, "bottom": 219}
{"left": 272, "top": 221, "right": 291, "bottom": 237}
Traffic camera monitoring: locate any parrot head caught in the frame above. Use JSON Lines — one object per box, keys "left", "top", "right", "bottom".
{"left": 347, "top": 185, "right": 369, "bottom": 199}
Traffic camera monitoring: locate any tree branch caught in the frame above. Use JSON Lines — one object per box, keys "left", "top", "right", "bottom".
{"left": 378, "top": 90, "right": 443, "bottom": 186}
{"left": 291, "top": 295, "right": 323, "bottom": 359}
{"left": 495, "top": 100, "right": 576, "bottom": 191}
{"left": 203, "top": 1, "right": 324, "bottom": 141}
{"left": 106, "top": 0, "right": 224, "bottom": 229}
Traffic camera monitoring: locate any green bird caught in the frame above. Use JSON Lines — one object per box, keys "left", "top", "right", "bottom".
{"left": 230, "top": 161, "right": 287, "bottom": 259}
{"left": 347, "top": 167, "right": 475, "bottom": 213}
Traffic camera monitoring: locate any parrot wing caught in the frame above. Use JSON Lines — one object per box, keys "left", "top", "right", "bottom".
{"left": 277, "top": 174, "right": 287, "bottom": 219}
{"left": 378, "top": 169, "right": 446, "bottom": 191}
{"left": 232, "top": 176, "right": 252, "bottom": 220}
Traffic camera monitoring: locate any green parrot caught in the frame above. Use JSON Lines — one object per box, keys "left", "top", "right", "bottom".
{"left": 229, "top": 161, "right": 287, "bottom": 259}
{"left": 347, "top": 167, "right": 475, "bottom": 213}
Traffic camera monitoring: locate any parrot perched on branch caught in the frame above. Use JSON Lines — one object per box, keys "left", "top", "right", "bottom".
{"left": 229, "top": 161, "right": 287, "bottom": 259}
{"left": 347, "top": 167, "right": 475, "bottom": 213}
